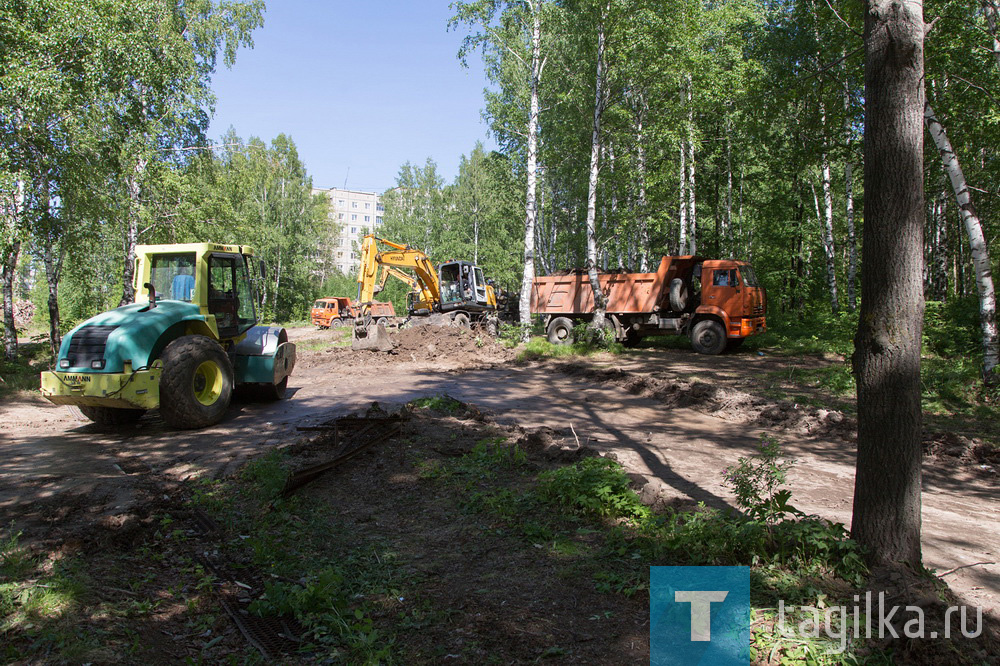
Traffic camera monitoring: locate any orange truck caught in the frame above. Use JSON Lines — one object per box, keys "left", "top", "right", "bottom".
{"left": 530, "top": 256, "right": 766, "bottom": 354}
{"left": 311, "top": 298, "right": 395, "bottom": 329}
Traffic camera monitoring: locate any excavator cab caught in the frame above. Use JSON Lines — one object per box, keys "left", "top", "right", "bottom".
{"left": 439, "top": 261, "right": 492, "bottom": 312}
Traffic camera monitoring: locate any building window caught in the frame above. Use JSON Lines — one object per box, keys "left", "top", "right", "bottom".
{"left": 337, "top": 252, "right": 343, "bottom": 258}
{"left": 364, "top": 215, "right": 370, "bottom": 222}
{"left": 351, "top": 201, "right": 358, "bottom": 208}
{"left": 376, "top": 216, "right": 383, "bottom": 225}
{"left": 351, "top": 214, "right": 357, "bottom": 221}
{"left": 338, "top": 213, "right": 344, "bottom": 220}
{"left": 351, "top": 226, "right": 357, "bottom": 234}
{"left": 338, "top": 199, "right": 345, "bottom": 207}
{"left": 376, "top": 203, "right": 384, "bottom": 212}
{"left": 364, "top": 202, "right": 371, "bottom": 209}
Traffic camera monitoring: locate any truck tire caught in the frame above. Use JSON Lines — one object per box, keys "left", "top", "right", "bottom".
{"left": 623, "top": 327, "right": 642, "bottom": 347}
{"left": 330, "top": 317, "right": 342, "bottom": 328}
{"left": 547, "top": 317, "right": 574, "bottom": 345}
{"left": 79, "top": 406, "right": 145, "bottom": 426}
{"left": 159, "top": 335, "right": 234, "bottom": 429}
{"left": 453, "top": 313, "right": 471, "bottom": 329}
{"left": 690, "top": 319, "right": 727, "bottom": 355}
{"left": 377, "top": 317, "right": 388, "bottom": 328}
{"left": 669, "top": 278, "right": 689, "bottom": 312}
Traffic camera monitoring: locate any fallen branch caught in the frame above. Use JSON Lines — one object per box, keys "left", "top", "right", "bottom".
{"left": 937, "top": 561, "right": 996, "bottom": 577}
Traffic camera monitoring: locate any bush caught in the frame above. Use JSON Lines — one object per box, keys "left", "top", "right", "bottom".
{"left": 538, "top": 456, "right": 649, "bottom": 520}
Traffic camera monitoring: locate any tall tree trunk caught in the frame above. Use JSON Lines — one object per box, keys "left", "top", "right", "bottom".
{"left": 983, "top": 0, "right": 1000, "bottom": 69}
{"left": 820, "top": 132, "right": 839, "bottom": 313}
{"left": 852, "top": 0, "right": 925, "bottom": 570}
{"left": 636, "top": 97, "right": 650, "bottom": 271}
{"left": 518, "top": 1, "right": 544, "bottom": 338}
{"left": 924, "top": 102, "right": 999, "bottom": 381}
{"left": 2, "top": 240, "right": 20, "bottom": 362}
{"left": 932, "top": 188, "right": 948, "bottom": 300}
{"left": 585, "top": 6, "right": 608, "bottom": 331}
{"left": 724, "top": 116, "right": 734, "bottom": 258}
{"left": 2, "top": 176, "right": 25, "bottom": 362}
{"left": 844, "top": 54, "right": 858, "bottom": 312}
{"left": 678, "top": 143, "right": 687, "bottom": 255}
{"left": 120, "top": 153, "right": 147, "bottom": 306}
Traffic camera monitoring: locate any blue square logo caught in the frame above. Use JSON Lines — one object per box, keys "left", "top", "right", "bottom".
{"left": 650, "top": 566, "right": 752, "bottom": 665}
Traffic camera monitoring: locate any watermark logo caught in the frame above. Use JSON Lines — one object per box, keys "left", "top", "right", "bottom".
{"left": 650, "top": 566, "right": 752, "bottom": 665}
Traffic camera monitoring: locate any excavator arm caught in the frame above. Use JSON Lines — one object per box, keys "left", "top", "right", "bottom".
{"left": 356, "top": 234, "right": 441, "bottom": 314}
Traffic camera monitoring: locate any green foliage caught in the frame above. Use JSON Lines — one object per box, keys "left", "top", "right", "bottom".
{"left": 238, "top": 450, "right": 289, "bottom": 501}
{"left": 537, "top": 456, "right": 649, "bottom": 520}
{"left": 722, "top": 435, "right": 801, "bottom": 524}
{"left": 923, "top": 298, "right": 981, "bottom": 358}
{"left": 409, "top": 394, "right": 463, "bottom": 413}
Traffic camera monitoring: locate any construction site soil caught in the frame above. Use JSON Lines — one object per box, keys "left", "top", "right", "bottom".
{"left": 1, "top": 325, "right": 998, "bottom": 662}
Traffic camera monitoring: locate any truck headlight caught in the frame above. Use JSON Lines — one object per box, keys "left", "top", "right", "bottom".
{"left": 91, "top": 360, "right": 105, "bottom": 370}
{"left": 59, "top": 359, "right": 70, "bottom": 369}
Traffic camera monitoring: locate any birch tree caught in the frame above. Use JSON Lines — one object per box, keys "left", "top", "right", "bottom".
{"left": 451, "top": 0, "right": 552, "bottom": 337}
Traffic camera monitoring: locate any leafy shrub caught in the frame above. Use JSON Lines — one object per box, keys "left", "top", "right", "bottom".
{"left": 538, "top": 456, "right": 649, "bottom": 520}
{"left": 722, "top": 435, "right": 800, "bottom": 524}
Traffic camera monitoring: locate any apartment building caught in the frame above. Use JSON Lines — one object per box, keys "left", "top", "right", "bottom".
{"left": 313, "top": 187, "right": 385, "bottom": 275}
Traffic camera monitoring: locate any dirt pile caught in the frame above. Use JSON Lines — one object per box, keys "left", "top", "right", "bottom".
{"left": 923, "top": 431, "right": 1000, "bottom": 478}
{"left": 298, "top": 324, "right": 516, "bottom": 372}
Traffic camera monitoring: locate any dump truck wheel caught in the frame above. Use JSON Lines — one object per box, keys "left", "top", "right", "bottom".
{"left": 669, "top": 278, "right": 689, "bottom": 312}
{"left": 690, "top": 319, "right": 727, "bottom": 355}
{"left": 547, "top": 317, "right": 574, "bottom": 345}
{"left": 377, "top": 317, "right": 388, "bottom": 327}
{"left": 486, "top": 317, "right": 499, "bottom": 337}
{"left": 725, "top": 337, "right": 745, "bottom": 352}
{"left": 159, "top": 335, "right": 233, "bottom": 429}
{"left": 330, "top": 318, "right": 342, "bottom": 328}
{"left": 453, "top": 313, "right": 471, "bottom": 329}
{"left": 79, "top": 406, "right": 145, "bottom": 426}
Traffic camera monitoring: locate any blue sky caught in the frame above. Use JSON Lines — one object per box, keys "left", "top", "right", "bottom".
{"left": 208, "top": 1, "right": 497, "bottom": 193}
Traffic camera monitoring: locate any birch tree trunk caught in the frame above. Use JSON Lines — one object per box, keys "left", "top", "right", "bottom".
{"left": 724, "top": 116, "right": 734, "bottom": 258}
{"left": 120, "top": 153, "right": 147, "bottom": 306}
{"left": 518, "top": 1, "right": 544, "bottom": 339}
{"left": 820, "top": 135, "right": 839, "bottom": 312}
{"left": 924, "top": 102, "right": 999, "bottom": 381}
{"left": 685, "top": 75, "right": 697, "bottom": 255}
{"left": 852, "top": 0, "right": 925, "bottom": 569}
{"left": 678, "top": 143, "right": 687, "bottom": 255}
{"left": 585, "top": 6, "right": 608, "bottom": 331}
{"left": 2, "top": 177, "right": 25, "bottom": 362}
{"left": 635, "top": 97, "right": 650, "bottom": 271}
{"left": 983, "top": 0, "right": 1000, "bottom": 69}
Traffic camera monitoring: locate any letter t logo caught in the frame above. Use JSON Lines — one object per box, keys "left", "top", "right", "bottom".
{"left": 675, "top": 591, "right": 729, "bottom": 641}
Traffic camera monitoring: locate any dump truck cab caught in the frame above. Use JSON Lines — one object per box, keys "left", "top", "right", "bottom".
{"left": 311, "top": 297, "right": 354, "bottom": 328}
{"left": 41, "top": 243, "right": 296, "bottom": 429}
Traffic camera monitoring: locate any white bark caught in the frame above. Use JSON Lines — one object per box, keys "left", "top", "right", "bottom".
{"left": 924, "top": 102, "right": 999, "bottom": 380}
{"left": 635, "top": 98, "right": 649, "bottom": 271}
{"left": 685, "top": 74, "right": 697, "bottom": 255}
{"left": 983, "top": 0, "right": 1000, "bottom": 70}
{"left": 724, "top": 117, "right": 734, "bottom": 258}
{"left": 585, "top": 6, "right": 608, "bottom": 331}
{"left": 678, "top": 143, "right": 687, "bottom": 255}
{"left": 820, "top": 128, "right": 838, "bottom": 311}
{"left": 518, "top": 1, "right": 544, "bottom": 339}
{"left": 2, "top": 177, "right": 24, "bottom": 361}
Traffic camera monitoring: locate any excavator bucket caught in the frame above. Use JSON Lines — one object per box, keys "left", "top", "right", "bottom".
{"left": 352, "top": 320, "right": 395, "bottom": 351}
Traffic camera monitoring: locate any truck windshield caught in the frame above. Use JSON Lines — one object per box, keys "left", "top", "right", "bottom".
{"left": 151, "top": 253, "right": 197, "bottom": 302}
{"left": 740, "top": 265, "right": 760, "bottom": 287}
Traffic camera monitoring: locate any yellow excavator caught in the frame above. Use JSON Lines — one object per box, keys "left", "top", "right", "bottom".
{"left": 353, "top": 234, "right": 500, "bottom": 350}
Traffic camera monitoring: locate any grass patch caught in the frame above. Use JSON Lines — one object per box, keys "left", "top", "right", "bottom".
{"left": 408, "top": 394, "right": 463, "bottom": 414}
{"left": 295, "top": 328, "right": 352, "bottom": 351}
{"left": 517, "top": 336, "right": 625, "bottom": 362}
{"left": 0, "top": 342, "right": 50, "bottom": 398}
{"left": 416, "top": 438, "right": 893, "bottom": 663}
{"left": 190, "top": 449, "right": 398, "bottom": 663}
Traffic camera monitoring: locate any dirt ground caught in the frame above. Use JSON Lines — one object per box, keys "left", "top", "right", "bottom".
{"left": 1, "top": 324, "right": 998, "bottom": 655}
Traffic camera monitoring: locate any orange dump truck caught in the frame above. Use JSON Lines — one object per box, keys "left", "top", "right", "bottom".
{"left": 530, "top": 256, "right": 766, "bottom": 354}
{"left": 311, "top": 298, "right": 395, "bottom": 329}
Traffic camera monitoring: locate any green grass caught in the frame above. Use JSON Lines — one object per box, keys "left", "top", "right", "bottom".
{"left": 0, "top": 342, "right": 50, "bottom": 398}
{"left": 517, "top": 336, "right": 625, "bottom": 361}
{"left": 419, "top": 442, "right": 887, "bottom": 663}
{"left": 190, "top": 450, "right": 397, "bottom": 663}
{"left": 409, "top": 394, "right": 464, "bottom": 413}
